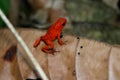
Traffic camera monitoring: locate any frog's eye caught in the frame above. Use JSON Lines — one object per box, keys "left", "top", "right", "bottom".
{"left": 62, "top": 22, "right": 66, "bottom": 26}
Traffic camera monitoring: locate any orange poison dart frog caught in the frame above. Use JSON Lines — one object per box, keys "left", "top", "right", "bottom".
{"left": 33, "top": 17, "right": 67, "bottom": 54}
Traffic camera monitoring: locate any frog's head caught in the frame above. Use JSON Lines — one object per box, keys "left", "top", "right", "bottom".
{"left": 54, "top": 17, "right": 67, "bottom": 29}
{"left": 58, "top": 17, "right": 67, "bottom": 27}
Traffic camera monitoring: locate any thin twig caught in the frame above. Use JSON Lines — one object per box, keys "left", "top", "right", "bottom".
{"left": 0, "top": 9, "right": 49, "bottom": 80}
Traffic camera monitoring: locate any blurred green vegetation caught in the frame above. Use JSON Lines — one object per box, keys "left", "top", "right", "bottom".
{"left": 0, "top": 0, "right": 119, "bottom": 45}
{"left": 66, "top": 0, "right": 116, "bottom": 22}
{"left": 0, "top": 0, "right": 10, "bottom": 27}
{"left": 66, "top": 0, "right": 120, "bottom": 44}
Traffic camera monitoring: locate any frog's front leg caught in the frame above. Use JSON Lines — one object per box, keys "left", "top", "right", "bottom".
{"left": 57, "top": 33, "right": 64, "bottom": 45}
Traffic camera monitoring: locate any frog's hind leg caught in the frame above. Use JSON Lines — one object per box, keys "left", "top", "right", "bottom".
{"left": 33, "top": 36, "right": 44, "bottom": 47}
{"left": 42, "top": 40, "right": 58, "bottom": 54}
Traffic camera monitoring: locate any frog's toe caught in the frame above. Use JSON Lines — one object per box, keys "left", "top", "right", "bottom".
{"left": 49, "top": 49, "right": 60, "bottom": 55}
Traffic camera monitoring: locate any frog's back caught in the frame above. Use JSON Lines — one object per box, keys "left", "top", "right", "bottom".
{"left": 43, "top": 17, "right": 67, "bottom": 40}
{"left": 44, "top": 27, "right": 59, "bottom": 40}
